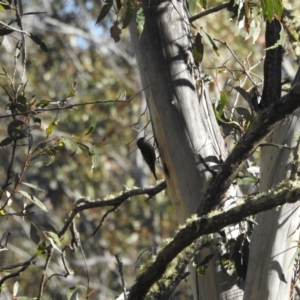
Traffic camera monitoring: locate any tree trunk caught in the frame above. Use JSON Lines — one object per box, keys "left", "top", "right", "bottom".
{"left": 129, "top": 0, "right": 242, "bottom": 298}
{"left": 244, "top": 20, "right": 300, "bottom": 300}
{"left": 245, "top": 99, "right": 300, "bottom": 300}
{"left": 129, "top": 0, "right": 300, "bottom": 298}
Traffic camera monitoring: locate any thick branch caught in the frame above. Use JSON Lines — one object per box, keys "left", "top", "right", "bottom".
{"left": 128, "top": 181, "right": 300, "bottom": 299}
{"left": 189, "top": 1, "right": 231, "bottom": 23}
{"left": 197, "top": 84, "right": 300, "bottom": 215}
{"left": 260, "top": 19, "right": 283, "bottom": 109}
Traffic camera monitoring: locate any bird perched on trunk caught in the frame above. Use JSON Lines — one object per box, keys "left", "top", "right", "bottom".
{"left": 137, "top": 137, "right": 157, "bottom": 180}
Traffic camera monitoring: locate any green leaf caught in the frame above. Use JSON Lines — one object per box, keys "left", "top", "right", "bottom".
{"left": 237, "top": 176, "right": 259, "bottom": 185}
{"left": 136, "top": 8, "right": 145, "bottom": 37}
{"left": 0, "top": 137, "right": 13, "bottom": 146}
{"left": 116, "top": 0, "right": 122, "bottom": 11}
{"left": 266, "top": 0, "right": 273, "bottom": 22}
{"left": 84, "top": 126, "right": 94, "bottom": 136}
{"left": 36, "top": 99, "right": 51, "bottom": 108}
{"left": 201, "top": 30, "right": 219, "bottom": 56}
{"left": 30, "top": 223, "right": 40, "bottom": 244}
{"left": 0, "top": 1, "right": 12, "bottom": 10}
{"left": 46, "top": 121, "right": 57, "bottom": 138}
{"left": 19, "top": 190, "right": 48, "bottom": 212}
{"left": 42, "top": 147, "right": 56, "bottom": 166}
{"left": 199, "top": 0, "right": 207, "bottom": 9}
{"left": 36, "top": 240, "right": 46, "bottom": 255}
{"left": 273, "top": 0, "right": 283, "bottom": 18}
{"left": 15, "top": 102, "right": 27, "bottom": 112}
{"left": 123, "top": 0, "right": 134, "bottom": 29}
{"left": 76, "top": 142, "right": 91, "bottom": 154}
{"left": 44, "top": 231, "right": 62, "bottom": 253}
{"left": 60, "top": 137, "right": 78, "bottom": 155}
{"left": 21, "top": 182, "right": 44, "bottom": 191}
{"left": 43, "top": 231, "right": 60, "bottom": 246}
{"left": 261, "top": 0, "right": 273, "bottom": 22}
{"left": 235, "top": 107, "right": 252, "bottom": 121}
{"left": 215, "top": 91, "right": 228, "bottom": 115}
{"left": 230, "top": 85, "right": 253, "bottom": 106}
{"left": 197, "top": 264, "right": 207, "bottom": 276}
{"left": 95, "top": 0, "right": 113, "bottom": 24}
{"left": 188, "top": 0, "right": 197, "bottom": 13}
{"left": 67, "top": 286, "right": 87, "bottom": 300}
{"left": 193, "top": 33, "right": 204, "bottom": 63}
{"left": 29, "top": 33, "right": 48, "bottom": 52}
{"left": 39, "top": 222, "right": 57, "bottom": 232}
{"left": 8, "top": 120, "right": 25, "bottom": 131}
{"left": 91, "top": 148, "right": 99, "bottom": 172}
{"left": 7, "top": 128, "right": 26, "bottom": 140}
{"left": 16, "top": 95, "right": 27, "bottom": 105}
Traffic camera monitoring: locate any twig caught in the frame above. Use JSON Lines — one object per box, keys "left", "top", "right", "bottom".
{"left": 197, "top": 153, "right": 217, "bottom": 176}
{"left": 0, "top": 231, "right": 11, "bottom": 249}
{"left": 133, "top": 247, "right": 154, "bottom": 270}
{"left": 71, "top": 222, "right": 90, "bottom": 299}
{"left": 0, "top": 98, "right": 133, "bottom": 119}
{"left": 214, "top": 39, "right": 258, "bottom": 87}
{"left": 0, "top": 258, "right": 36, "bottom": 271}
{"left": 43, "top": 245, "right": 74, "bottom": 287}
{"left": 259, "top": 143, "right": 293, "bottom": 150}
{"left": 15, "top": 1, "right": 27, "bottom": 96}
{"left": 0, "top": 20, "right": 31, "bottom": 36}
{"left": 0, "top": 255, "right": 37, "bottom": 287}
{"left": 37, "top": 247, "right": 54, "bottom": 300}
{"left": 115, "top": 254, "right": 127, "bottom": 300}
{"left": 58, "top": 181, "right": 167, "bottom": 238}
{"left": 91, "top": 206, "right": 118, "bottom": 236}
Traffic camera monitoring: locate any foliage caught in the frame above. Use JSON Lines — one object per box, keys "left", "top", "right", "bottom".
{"left": 0, "top": 1, "right": 177, "bottom": 299}
{"left": 0, "top": 0, "right": 300, "bottom": 299}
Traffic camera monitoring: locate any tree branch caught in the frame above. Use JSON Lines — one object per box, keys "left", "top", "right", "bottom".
{"left": 189, "top": 1, "right": 231, "bottom": 23}
{"left": 0, "top": 255, "right": 37, "bottom": 288}
{"left": 197, "top": 83, "right": 300, "bottom": 215}
{"left": 260, "top": 19, "right": 283, "bottom": 109}
{"left": 128, "top": 180, "right": 300, "bottom": 299}
{"left": 58, "top": 181, "right": 167, "bottom": 238}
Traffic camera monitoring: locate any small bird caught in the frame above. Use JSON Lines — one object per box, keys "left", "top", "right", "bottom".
{"left": 137, "top": 137, "right": 157, "bottom": 180}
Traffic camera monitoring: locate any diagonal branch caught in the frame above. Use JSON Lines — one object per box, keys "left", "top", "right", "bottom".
{"left": 128, "top": 180, "right": 300, "bottom": 300}
{"left": 197, "top": 83, "right": 300, "bottom": 215}
{"left": 0, "top": 255, "right": 37, "bottom": 287}
{"left": 189, "top": 1, "right": 231, "bottom": 23}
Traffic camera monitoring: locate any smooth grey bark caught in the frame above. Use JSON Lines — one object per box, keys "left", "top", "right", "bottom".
{"left": 128, "top": 0, "right": 243, "bottom": 299}
{"left": 244, "top": 17, "right": 300, "bottom": 300}
{"left": 129, "top": 0, "right": 300, "bottom": 299}
{"left": 245, "top": 105, "right": 300, "bottom": 299}
{"left": 129, "top": 0, "right": 225, "bottom": 221}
